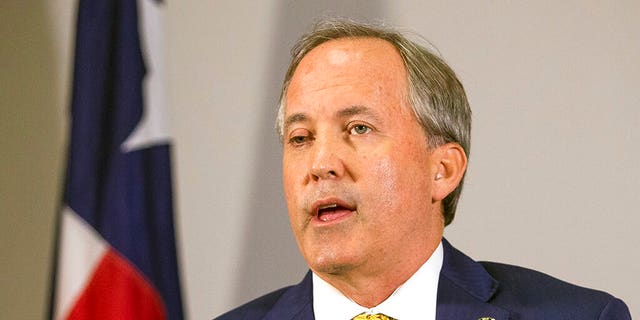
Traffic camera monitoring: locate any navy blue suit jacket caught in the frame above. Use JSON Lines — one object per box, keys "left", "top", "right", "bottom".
{"left": 216, "top": 239, "right": 631, "bottom": 319}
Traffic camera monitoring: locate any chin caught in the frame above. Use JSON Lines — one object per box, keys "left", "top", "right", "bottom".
{"left": 305, "top": 248, "right": 360, "bottom": 276}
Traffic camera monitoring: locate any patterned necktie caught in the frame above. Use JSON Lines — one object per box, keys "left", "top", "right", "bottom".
{"left": 351, "top": 312, "right": 396, "bottom": 320}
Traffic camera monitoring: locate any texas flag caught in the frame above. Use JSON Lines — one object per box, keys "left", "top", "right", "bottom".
{"left": 50, "top": 0, "right": 184, "bottom": 319}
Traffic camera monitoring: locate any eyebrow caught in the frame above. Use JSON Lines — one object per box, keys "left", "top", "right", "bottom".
{"left": 337, "top": 105, "right": 378, "bottom": 120}
{"left": 283, "top": 113, "right": 309, "bottom": 134}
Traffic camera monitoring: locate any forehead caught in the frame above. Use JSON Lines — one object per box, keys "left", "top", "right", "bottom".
{"left": 291, "top": 37, "right": 406, "bottom": 86}
{"left": 285, "top": 37, "right": 409, "bottom": 120}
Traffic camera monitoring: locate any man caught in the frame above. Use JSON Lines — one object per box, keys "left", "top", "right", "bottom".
{"left": 216, "top": 20, "right": 630, "bottom": 320}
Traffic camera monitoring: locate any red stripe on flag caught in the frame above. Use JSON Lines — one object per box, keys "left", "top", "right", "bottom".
{"left": 66, "top": 249, "right": 166, "bottom": 320}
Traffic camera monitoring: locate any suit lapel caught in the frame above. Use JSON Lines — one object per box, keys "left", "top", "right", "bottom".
{"left": 436, "top": 239, "right": 510, "bottom": 320}
{"left": 263, "top": 272, "right": 315, "bottom": 320}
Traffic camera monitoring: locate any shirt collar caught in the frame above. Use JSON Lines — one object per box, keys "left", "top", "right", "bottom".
{"left": 313, "top": 241, "right": 443, "bottom": 320}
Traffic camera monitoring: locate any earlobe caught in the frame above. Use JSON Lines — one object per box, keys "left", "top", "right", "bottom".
{"left": 432, "top": 143, "right": 467, "bottom": 202}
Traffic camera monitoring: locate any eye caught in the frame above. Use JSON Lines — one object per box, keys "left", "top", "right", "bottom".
{"left": 287, "top": 129, "right": 312, "bottom": 147}
{"left": 289, "top": 135, "right": 307, "bottom": 145}
{"left": 348, "top": 123, "right": 372, "bottom": 135}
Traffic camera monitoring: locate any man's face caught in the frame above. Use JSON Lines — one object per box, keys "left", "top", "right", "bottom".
{"left": 282, "top": 38, "right": 444, "bottom": 278}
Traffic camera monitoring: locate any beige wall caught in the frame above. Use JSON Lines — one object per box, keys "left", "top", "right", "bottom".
{"left": 1, "top": 2, "right": 71, "bottom": 319}
{"left": 1, "top": 1, "right": 637, "bottom": 319}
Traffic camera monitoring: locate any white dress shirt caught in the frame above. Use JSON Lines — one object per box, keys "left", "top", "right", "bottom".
{"left": 313, "top": 242, "right": 444, "bottom": 320}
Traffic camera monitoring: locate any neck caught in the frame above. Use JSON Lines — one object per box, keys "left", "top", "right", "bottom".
{"left": 315, "top": 236, "right": 442, "bottom": 308}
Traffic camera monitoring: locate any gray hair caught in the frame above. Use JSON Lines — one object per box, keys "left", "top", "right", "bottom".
{"left": 276, "top": 19, "right": 471, "bottom": 226}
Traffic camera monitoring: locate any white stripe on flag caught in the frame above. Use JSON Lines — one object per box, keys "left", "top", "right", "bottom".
{"left": 121, "top": 0, "right": 170, "bottom": 152}
{"left": 54, "top": 206, "right": 108, "bottom": 320}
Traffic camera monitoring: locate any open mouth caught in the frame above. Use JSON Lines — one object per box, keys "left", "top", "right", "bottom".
{"left": 316, "top": 203, "right": 353, "bottom": 222}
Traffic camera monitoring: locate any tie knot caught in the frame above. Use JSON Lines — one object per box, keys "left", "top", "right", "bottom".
{"left": 352, "top": 312, "right": 396, "bottom": 320}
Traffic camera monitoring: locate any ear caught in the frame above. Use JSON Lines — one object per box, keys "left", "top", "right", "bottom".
{"left": 431, "top": 143, "right": 467, "bottom": 202}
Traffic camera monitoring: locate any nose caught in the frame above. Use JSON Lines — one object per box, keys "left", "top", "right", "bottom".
{"left": 308, "top": 136, "right": 345, "bottom": 182}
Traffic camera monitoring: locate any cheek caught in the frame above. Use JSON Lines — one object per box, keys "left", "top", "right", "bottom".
{"left": 364, "top": 157, "right": 402, "bottom": 211}
{"left": 363, "top": 150, "right": 430, "bottom": 214}
{"left": 283, "top": 154, "right": 302, "bottom": 190}
{"left": 282, "top": 158, "right": 302, "bottom": 216}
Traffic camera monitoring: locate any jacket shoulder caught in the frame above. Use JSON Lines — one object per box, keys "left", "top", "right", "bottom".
{"left": 213, "top": 287, "right": 290, "bottom": 320}
{"left": 214, "top": 272, "right": 314, "bottom": 320}
{"left": 480, "top": 261, "right": 631, "bottom": 319}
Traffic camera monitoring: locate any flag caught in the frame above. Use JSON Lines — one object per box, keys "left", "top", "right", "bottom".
{"left": 51, "top": 0, "right": 184, "bottom": 319}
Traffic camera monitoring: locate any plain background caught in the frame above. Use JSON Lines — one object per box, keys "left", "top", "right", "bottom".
{"left": 1, "top": 1, "right": 638, "bottom": 319}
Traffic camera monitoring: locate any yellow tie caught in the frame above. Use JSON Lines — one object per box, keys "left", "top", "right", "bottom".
{"left": 351, "top": 312, "right": 396, "bottom": 320}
